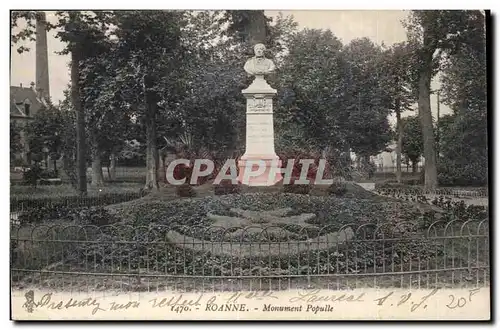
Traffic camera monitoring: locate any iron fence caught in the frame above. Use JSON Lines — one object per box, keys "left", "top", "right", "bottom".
{"left": 375, "top": 188, "right": 489, "bottom": 198}
{"left": 374, "top": 165, "right": 424, "bottom": 174}
{"left": 10, "top": 191, "right": 147, "bottom": 213}
{"left": 10, "top": 166, "right": 147, "bottom": 184}
{"left": 10, "top": 220, "right": 489, "bottom": 293}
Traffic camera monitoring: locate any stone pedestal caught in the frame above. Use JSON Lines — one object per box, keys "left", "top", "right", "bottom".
{"left": 238, "top": 75, "right": 282, "bottom": 186}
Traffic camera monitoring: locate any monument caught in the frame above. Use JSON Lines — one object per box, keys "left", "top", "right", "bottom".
{"left": 238, "top": 44, "right": 282, "bottom": 186}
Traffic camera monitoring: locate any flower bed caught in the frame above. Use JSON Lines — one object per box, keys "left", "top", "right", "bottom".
{"left": 112, "top": 192, "right": 433, "bottom": 233}
{"left": 11, "top": 191, "right": 488, "bottom": 286}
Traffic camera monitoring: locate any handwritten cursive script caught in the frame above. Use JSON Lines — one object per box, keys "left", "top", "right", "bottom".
{"left": 226, "top": 290, "right": 278, "bottom": 303}
{"left": 20, "top": 287, "right": 484, "bottom": 319}
{"left": 289, "top": 289, "right": 365, "bottom": 303}
{"left": 23, "top": 291, "right": 105, "bottom": 315}
{"left": 149, "top": 293, "right": 203, "bottom": 309}
{"left": 373, "top": 288, "right": 440, "bottom": 312}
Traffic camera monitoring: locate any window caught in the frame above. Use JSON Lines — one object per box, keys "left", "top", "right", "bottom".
{"left": 24, "top": 103, "right": 30, "bottom": 116}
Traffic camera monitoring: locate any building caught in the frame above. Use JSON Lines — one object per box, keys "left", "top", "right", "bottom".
{"left": 10, "top": 83, "right": 46, "bottom": 163}
{"left": 10, "top": 11, "right": 50, "bottom": 165}
{"left": 370, "top": 141, "right": 424, "bottom": 173}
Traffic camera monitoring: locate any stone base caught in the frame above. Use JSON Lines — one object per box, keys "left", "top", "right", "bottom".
{"left": 238, "top": 155, "right": 282, "bottom": 186}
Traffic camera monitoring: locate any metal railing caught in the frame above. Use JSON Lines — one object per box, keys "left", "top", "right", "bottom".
{"left": 10, "top": 191, "right": 147, "bottom": 213}
{"left": 374, "top": 165, "right": 423, "bottom": 173}
{"left": 10, "top": 220, "right": 489, "bottom": 293}
{"left": 375, "top": 188, "right": 489, "bottom": 198}
{"left": 10, "top": 166, "right": 147, "bottom": 184}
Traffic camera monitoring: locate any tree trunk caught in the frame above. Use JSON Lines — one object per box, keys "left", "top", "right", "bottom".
{"left": 395, "top": 104, "right": 403, "bottom": 184}
{"left": 158, "top": 155, "right": 166, "bottom": 183}
{"left": 91, "top": 151, "right": 105, "bottom": 187}
{"left": 69, "top": 17, "right": 87, "bottom": 196}
{"left": 109, "top": 151, "right": 117, "bottom": 181}
{"left": 144, "top": 75, "right": 159, "bottom": 191}
{"left": 144, "top": 130, "right": 159, "bottom": 191}
{"left": 412, "top": 160, "right": 418, "bottom": 174}
{"left": 52, "top": 158, "right": 58, "bottom": 176}
{"left": 344, "top": 144, "right": 351, "bottom": 166}
{"left": 418, "top": 64, "right": 438, "bottom": 190}
{"left": 155, "top": 146, "right": 160, "bottom": 181}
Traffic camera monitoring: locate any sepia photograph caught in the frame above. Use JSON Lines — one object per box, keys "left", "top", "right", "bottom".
{"left": 9, "top": 8, "right": 490, "bottom": 321}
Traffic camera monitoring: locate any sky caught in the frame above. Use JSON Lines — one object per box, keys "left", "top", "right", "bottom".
{"left": 10, "top": 10, "right": 451, "bottom": 123}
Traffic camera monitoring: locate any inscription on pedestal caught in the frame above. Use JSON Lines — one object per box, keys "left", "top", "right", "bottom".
{"left": 247, "top": 97, "right": 273, "bottom": 113}
{"left": 245, "top": 114, "right": 275, "bottom": 155}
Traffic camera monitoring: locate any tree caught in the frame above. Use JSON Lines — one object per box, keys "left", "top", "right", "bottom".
{"left": 276, "top": 29, "right": 348, "bottom": 154}
{"left": 401, "top": 115, "right": 424, "bottom": 173}
{"left": 224, "top": 10, "right": 270, "bottom": 49}
{"left": 112, "top": 11, "right": 186, "bottom": 191}
{"left": 404, "top": 10, "right": 486, "bottom": 189}
{"left": 10, "top": 11, "right": 37, "bottom": 53}
{"left": 438, "top": 12, "right": 487, "bottom": 186}
{"left": 438, "top": 112, "right": 487, "bottom": 186}
{"left": 10, "top": 122, "right": 23, "bottom": 165}
{"left": 173, "top": 12, "right": 246, "bottom": 155}
{"left": 12, "top": 10, "right": 115, "bottom": 195}
{"left": 275, "top": 31, "right": 393, "bottom": 177}
{"left": 380, "top": 42, "right": 417, "bottom": 183}
{"left": 79, "top": 39, "right": 135, "bottom": 186}
{"left": 169, "top": 11, "right": 298, "bottom": 158}
{"left": 58, "top": 90, "right": 79, "bottom": 188}
{"left": 25, "top": 104, "right": 66, "bottom": 174}
{"left": 54, "top": 11, "right": 114, "bottom": 193}
{"left": 343, "top": 38, "right": 392, "bottom": 164}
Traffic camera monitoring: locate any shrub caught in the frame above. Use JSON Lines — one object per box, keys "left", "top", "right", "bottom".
{"left": 12, "top": 157, "right": 26, "bottom": 167}
{"left": 212, "top": 157, "right": 240, "bottom": 183}
{"left": 437, "top": 162, "right": 487, "bottom": 187}
{"left": 22, "top": 164, "right": 43, "bottom": 187}
{"left": 18, "top": 204, "right": 72, "bottom": 225}
{"left": 172, "top": 163, "right": 193, "bottom": 182}
{"left": 176, "top": 183, "right": 197, "bottom": 197}
{"left": 283, "top": 177, "right": 311, "bottom": 195}
{"left": 374, "top": 181, "right": 407, "bottom": 190}
{"left": 17, "top": 203, "right": 130, "bottom": 226}
{"left": 39, "top": 169, "right": 58, "bottom": 179}
{"left": 73, "top": 207, "right": 118, "bottom": 226}
{"left": 278, "top": 150, "right": 331, "bottom": 182}
{"left": 328, "top": 181, "right": 347, "bottom": 196}
{"left": 214, "top": 179, "right": 241, "bottom": 195}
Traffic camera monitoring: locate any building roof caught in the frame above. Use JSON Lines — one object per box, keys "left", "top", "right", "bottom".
{"left": 10, "top": 86, "right": 44, "bottom": 118}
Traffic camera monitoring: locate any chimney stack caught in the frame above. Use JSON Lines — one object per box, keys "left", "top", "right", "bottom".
{"left": 35, "top": 11, "right": 50, "bottom": 100}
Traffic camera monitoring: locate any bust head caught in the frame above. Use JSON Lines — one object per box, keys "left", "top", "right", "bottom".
{"left": 244, "top": 43, "right": 275, "bottom": 76}
{"left": 254, "top": 43, "right": 266, "bottom": 58}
